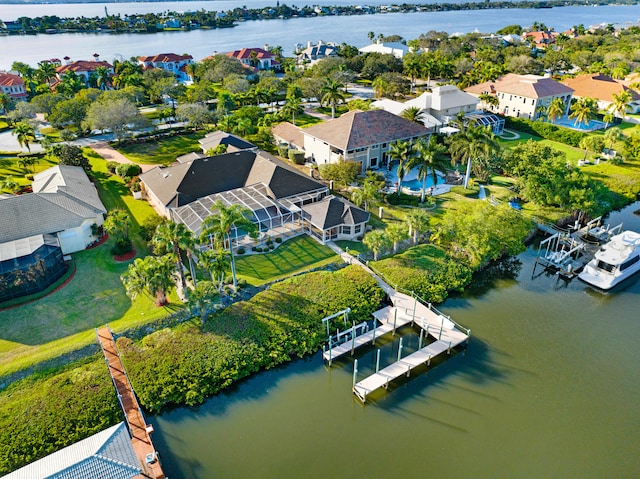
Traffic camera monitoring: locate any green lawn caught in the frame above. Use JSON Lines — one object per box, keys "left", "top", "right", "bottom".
{"left": 235, "top": 235, "right": 339, "bottom": 285}
{"left": 0, "top": 153, "right": 182, "bottom": 377}
{"left": 0, "top": 155, "right": 57, "bottom": 190}
{"left": 293, "top": 114, "right": 324, "bottom": 128}
{"left": 114, "top": 132, "right": 204, "bottom": 165}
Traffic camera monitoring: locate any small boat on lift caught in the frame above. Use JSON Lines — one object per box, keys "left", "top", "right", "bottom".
{"left": 578, "top": 231, "right": 640, "bottom": 290}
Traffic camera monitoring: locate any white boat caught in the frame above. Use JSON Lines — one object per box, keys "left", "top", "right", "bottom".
{"left": 578, "top": 231, "right": 640, "bottom": 290}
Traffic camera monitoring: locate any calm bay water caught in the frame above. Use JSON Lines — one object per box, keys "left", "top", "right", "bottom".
{"left": 150, "top": 202, "right": 640, "bottom": 479}
{"left": 1, "top": 3, "right": 640, "bottom": 70}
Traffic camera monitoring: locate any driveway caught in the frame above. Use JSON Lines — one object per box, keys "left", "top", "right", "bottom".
{"left": 0, "top": 130, "right": 44, "bottom": 153}
{"left": 88, "top": 142, "right": 157, "bottom": 173}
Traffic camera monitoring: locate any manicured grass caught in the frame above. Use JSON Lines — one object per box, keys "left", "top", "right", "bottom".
{"left": 315, "top": 105, "right": 349, "bottom": 117}
{"left": 0, "top": 155, "right": 57, "bottom": 189}
{"left": 294, "top": 114, "right": 324, "bottom": 128}
{"left": 235, "top": 235, "right": 338, "bottom": 285}
{"left": 114, "top": 132, "right": 204, "bottom": 165}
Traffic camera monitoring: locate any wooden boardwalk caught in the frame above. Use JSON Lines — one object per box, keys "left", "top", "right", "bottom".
{"left": 97, "top": 327, "right": 165, "bottom": 479}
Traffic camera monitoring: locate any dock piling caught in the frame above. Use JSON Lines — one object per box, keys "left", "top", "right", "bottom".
{"left": 419, "top": 329, "right": 424, "bottom": 350}
{"left": 447, "top": 341, "right": 451, "bottom": 354}
{"left": 376, "top": 349, "right": 380, "bottom": 373}
{"left": 372, "top": 319, "right": 377, "bottom": 345}
{"left": 352, "top": 359, "right": 358, "bottom": 389}
{"left": 393, "top": 308, "right": 397, "bottom": 336}
{"left": 397, "top": 337, "right": 403, "bottom": 362}
{"left": 351, "top": 321, "right": 356, "bottom": 355}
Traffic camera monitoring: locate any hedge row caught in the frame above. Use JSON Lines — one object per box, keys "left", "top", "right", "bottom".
{"left": 505, "top": 117, "right": 588, "bottom": 147}
{"left": 120, "top": 265, "right": 385, "bottom": 412}
{"left": 0, "top": 358, "right": 120, "bottom": 475}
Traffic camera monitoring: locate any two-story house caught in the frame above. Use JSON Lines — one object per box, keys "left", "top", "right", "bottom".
{"left": 54, "top": 56, "right": 114, "bottom": 88}
{"left": 0, "top": 71, "right": 28, "bottom": 102}
{"left": 138, "top": 53, "right": 195, "bottom": 83}
{"left": 226, "top": 47, "right": 279, "bottom": 71}
{"left": 465, "top": 74, "right": 574, "bottom": 120}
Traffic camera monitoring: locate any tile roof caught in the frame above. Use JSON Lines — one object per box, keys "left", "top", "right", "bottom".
{"left": 465, "top": 74, "right": 573, "bottom": 99}
{"left": 140, "top": 150, "right": 325, "bottom": 209}
{"left": 303, "top": 109, "right": 428, "bottom": 151}
{"left": 301, "top": 195, "right": 369, "bottom": 230}
{"left": 3, "top": 422, "right": 142, "bottom": 479}
{"left": 138, "top": 53, "right": 193, "bottom": 63}
{"left": 561, "top": 74, "right": 640, "bottom": 103}
{"left": 0, "top": 71, "right": 25, "bottom": 87}
{"left": 0, "top": 166, "right": 106, "bottom": 244}
{"left": 272, "top": 122, "right": 305, "bottom": 148}
{"left": 56, "top": 60, "right": 113, "bottom": 74}
{"left": 226, "top": 47, "right": 275, "bottom": 60}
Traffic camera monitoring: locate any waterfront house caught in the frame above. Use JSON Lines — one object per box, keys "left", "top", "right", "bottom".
{"left": 226, "top": 47, "right": 279, "bottom": 71}
{"left": 2, "top": 422, "right": 142, "bottom": 479}
{"left": 523, "top": 30, "right": 558, "bottom": 49}
{"left": 140, "top": 149, "right": 368, "bottom": 244}
{"left": 295, "top": 41, "right": 338, "bottom": 67}
{"left": 137, "top": 53, "right": 195, "bottom": 83}
{"left": 358, "top": 41, "right": 409, "bottom": 59}
{"left": 298, "top": 109, "right": 429, "bottom": 171}
{"left": 0, "top": 71, "right": 28, "bottom": 102}
{"left": 561, "top": 73, "right": 640, "bottom": 114}
{"left": 465, "top": 74, "right": 574, "bottom": 120}
{"left": 0, "top": 166, "right": 106, "bottom": 301}
{"left": 53, "top": 57, "right": 114, "bottom": 88}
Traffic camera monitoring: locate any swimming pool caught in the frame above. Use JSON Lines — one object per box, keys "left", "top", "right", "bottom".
{"left": 386, "top": 162, "right": 443, "bottom": 192}
{"left": 551, "top": 116, "right": 606, "bottom": 132}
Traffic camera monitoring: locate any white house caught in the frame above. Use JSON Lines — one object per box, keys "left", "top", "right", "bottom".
{"left": 465, "top": 74, "right": 574, "bottom": 120}
{"left": 0, "top": 71, "right": 28, "bottom": 102}
{"left": 359, "top": 41, "right": 409, "bottom": 59}
{"left": 138, "top": 53, "right": 195, "bottom": 83}
{"left": 295, "top": 41, "right": 338, "bottom": 67}
{"left": 225, "top": 47, "right": 279, "bottom": 71}
{"left": 300, "top": 109, "right": 429, "bottom": 171}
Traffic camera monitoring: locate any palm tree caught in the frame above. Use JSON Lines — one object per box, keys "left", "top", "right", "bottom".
{"left": 57, "top": 71, "right": 84, "bottom": 97}
{"left": 187, "top": 280, "right": 218, "bottom": 325}
{"left": 405, "top": 209, "right": 430, "bottom": 244}
{"left": 281, "top": 95, "right": 304, "bottom": 125}
{"left": 12, "top": 122, "right": 36, "bottom": 152}
{"left": 409, "top": 136, "right": 447, "bottom": 203}
{"left": 569, "top": 97, "right": 597, "bottom": 128}
{"left": 603, "top": 127, "right": 623, "bottom": 154}
{"left": 387, "top": 139, "right": 415, "bottom": 196}
{"left": 448, "top": 125, "right": 500, "bottom": 188}
{"left": 1, "top": 175, "right": 19, "bottom": 193}
{"left": 94, "top": 66, "right": 111, "bottom": 91}
{"left": 385, "top": 223, "right": 408, "bottom": 254}
{"left": 608, "top": 90, "right": 632, "bottom": 120}
{"left": 478, "top": 93, "right": 499, "bottom": 112}
{"left": 17, "top": 156, "right": 37, "bottom": 173}
{"left": 546, "top": 97, "right": 566, "bottom": 123}
{"left": 371, "top": 76, "right": 387, "bottom": 99}
{"left": 320, "top": 79, "right": 345, "bottom": 118}
{"left": 153, "top": 222, "right": 196, "bottom": 294}
{"left": 35, "top": 61, "right": 57, "bottom": 85}
{"left": 200, "top": 200, "right": 256, "bottom": 288}
{"left": 603, "top": 112, "right": 615, "bottom": 129}
{"left": 579, "top": 136, "right": 603, "bottom": 161}
{"left": 184, "top": 63, "right": 198, "bottom": 83}
{"left": 198, "top": 248, "right": 230, "bottom": 292}
{"left": 400, "top": 106, "right": 425, "bottom": 124}
{"left": 0, "top": 93, "right": 11, "bottom": 114}
{"left": 351, "top": 171, "right": 384, "bottom": 211}
{"left": 103, "top": 209, "right": 131, "bottom": 242}
{"left": 121, "top": 255, "right": 175, "bottom": 307}
{"left": 363, "top": 229, "right": 390, "bottom": 261}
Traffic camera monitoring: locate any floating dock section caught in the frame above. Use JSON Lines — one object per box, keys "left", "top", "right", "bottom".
{"left": 97, "top": 326, "right": 165, "bottom": 479}
{"left": 323, "top": 291, "right": 470, "bottom": 403}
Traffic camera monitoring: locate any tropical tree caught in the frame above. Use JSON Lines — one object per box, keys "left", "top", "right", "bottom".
{"left": 35, "top": 61, "right": 57, "bottom": 85}
{"left": 363, "top": 229, "right": 391, "bottom": 261}
{"left": 371, "top": 76, "right": 387, "bottom": 99}
{"left": 405, "top": 209, "right": 430, "bottom": 244}
{"left": 103, "top": 208, "right": 131, "bottom": 242}
{"left": 448, "top": 125, "right": 500, "bottom": 187}
{"left": 199, "top": 200, "right": 256, "bottom": 287}
{"left": 350, "top": 171, "right": 384, "bottom": 211}
{"left": 17, "top": 156, "right": 37, "bottom": 173}
{"left": 57, "top": 71, "right": 85, "bottom": 97}
{"left": 198, "top": 248, "right": 231, "bottom": 292}
{"left": 121, "top": 255, "right": 175, "bottom": 307}
{"left": 569, "top": 97, "right": 597, "bottom": 128}
{"left": 1, "top": 175, "right": 19, "bottom": 193}
{"left": 409, "top": 136, "right": 447, "bottom": 203}
{"left": 0, "top": 93, "right": 13, "bottom": 113}
{"left": 187, "top": 280, "right": 218, "bottom": 325}
{"left": 400, "top": 106, "right": 425, "bottom": 124}
{"left": 387, "top": 139, "right": 415, "bottom": 196}
{"left": 545, "top": 97, "right": 566, "bottom": 123}
{"left": 478, "top": 93, "right": 499, "bottom": 112}
{"left": 320, "top": 79, "right": 345, "bottom": 118}
{"left": 385, "top": 223, "right": 409, "bottom": 254}
{"left": 93, "top": 66, "right": 111, "bottom": 90}
{"left": 603, "top": 127, "right": 623, "bottom": 154}
{"left": 608, "top": 90, "right": 632, "bottom": 120}
{"left": 579, "top": 136, "right": 603, "bottom": 161}
{"left": 281, "top": 95, "right": 304, "bottom": 125}
{"left": 12, "top": 122, "right": 36, "bottom": 152}
{"left": 153, "top": 222, "right": 196, "bottom": 294}
{"left": 603, "top": 112, "right": 615, "bottom": 129}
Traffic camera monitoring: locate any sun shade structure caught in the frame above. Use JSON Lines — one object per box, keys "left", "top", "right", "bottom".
{"left": 465, "top": 112, "right": 505, "bottom": 134}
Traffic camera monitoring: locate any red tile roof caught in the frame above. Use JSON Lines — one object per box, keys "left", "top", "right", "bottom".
{"left": 226, "top": 47, "right": 275, "bottom": 60}
{"left": 466, "top": 74, "right": 573, "bottom": 99}
{"left": 138, "top": 53, "right": 193, "bottom": 63}
{"left": 561, "top": 74, "right": 640, "bottom": 103}
{"left": 56, "top": 60, "right": 113, "bottom": 74}
{"left": 0, "top": 72, "right": 25, "bottom": 88}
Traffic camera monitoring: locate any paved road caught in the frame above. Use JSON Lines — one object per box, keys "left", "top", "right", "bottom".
{"left": 0, "top": 130, "right": 44, "bottom": 153}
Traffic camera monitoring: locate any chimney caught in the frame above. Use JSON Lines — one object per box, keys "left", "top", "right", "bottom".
{"left": 93, "top": 53, "right": 100, "bottom": 62}
{"left": 63, "top": 56, "right": 71, "bottom": 65}
{"left": 307, "top": 41, "right": 312, "bottom": 49}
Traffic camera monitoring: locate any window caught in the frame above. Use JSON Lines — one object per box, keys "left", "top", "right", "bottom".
{"left": 354, "top": 225, "right": 362, "bottom": 234}
{"left": 382, "top": 143, "right": 387, "bottom": 148}
{"left": 620, "top": 255, "right": 639, "bottom": 271}
{"left": 370, "top": 157, "right": 378, "bottom": 168}
{"left": 597, "top": 260, "right": 616, "bottom": 273}
{"left": 342, "top": 225, "right": 351, "bottom": 235}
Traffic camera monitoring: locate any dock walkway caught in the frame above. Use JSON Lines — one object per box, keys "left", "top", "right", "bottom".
{"left": 97, "top": 326, "right": 165, "bottom": 479}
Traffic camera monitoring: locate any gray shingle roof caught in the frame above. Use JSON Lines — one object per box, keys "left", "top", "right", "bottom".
{"left": 3, "top": 422, "right": 142, "bottom": 479}
{"left": 303, "top": 109, "right": 428, "bottom": 151}
{"left": 199, "top": 130, "right": 256, "bottom": 152}
{"left": 0, "top": 166, "right": 106, "bottom": 244}
{"left": 301, "top": 196, "right": 369, "bottom": 230}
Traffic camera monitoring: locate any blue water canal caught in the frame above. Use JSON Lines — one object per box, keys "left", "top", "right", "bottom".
{"left": 149, "top": 201, "right": 640, "bottom": 478}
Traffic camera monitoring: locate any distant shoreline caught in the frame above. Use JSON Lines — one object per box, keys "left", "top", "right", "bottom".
{"left": 2, "top": 0, "right": 639, "bottom": 36}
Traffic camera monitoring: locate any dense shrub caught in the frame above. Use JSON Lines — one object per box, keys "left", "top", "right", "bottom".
{"left": 120, "top": 266, "right": 385, "bottom": 412}
{"left": 275, "top": 237, "right": 283, "bottom": 243}
{"left": 374, "top": 244, "right": 473, "bottom": 303}
{"left": 106, "top": 161, "right": 119, "bottom": 173}
{"left": 110, "top": 237, "right": 133, "bottom": 256}
{"left": 505, "top": 117, "right": 587, "bottom": 147}
{"left": 0, "top": 359, "right": 120, "bottom": 475}
{"left": 277, "top": 144, "right": 289, "bottom": 157}
{"left": 385, "top": 193, "right": 422, "bottom": 206}
{"left": 115, "top": 163, "right": 142, "bottom": 178}
{"left": 139, "top": 214, "right": 167, "bottom": 243}
{"left": 288, "top": 149, "right": 306, "bottom": 165}
{"left": 237, "top": 247, "right": 245, "bottom": 255}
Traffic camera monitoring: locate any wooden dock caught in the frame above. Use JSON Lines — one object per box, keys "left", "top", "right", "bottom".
{"left": 97, "top": 326, "right": 165, "bottom": 479}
